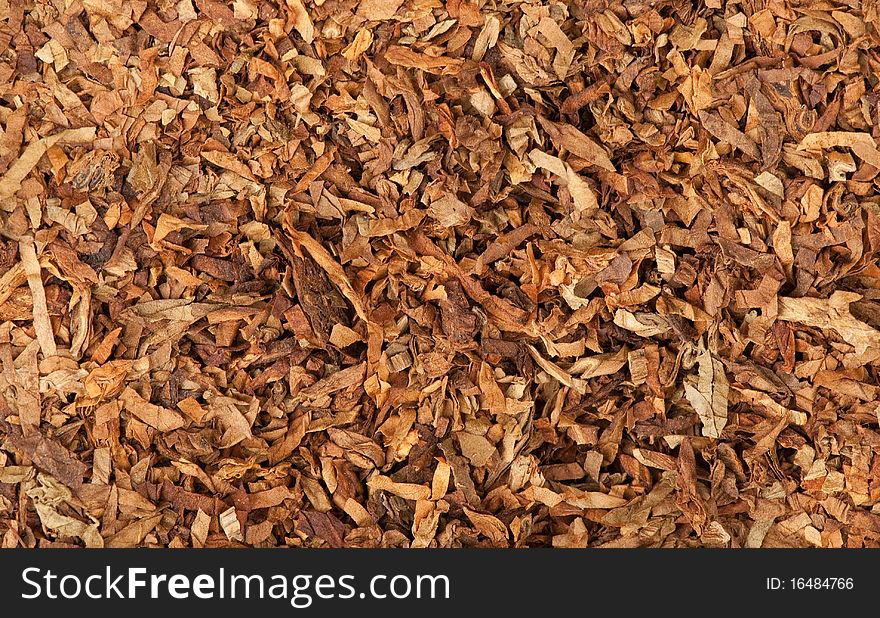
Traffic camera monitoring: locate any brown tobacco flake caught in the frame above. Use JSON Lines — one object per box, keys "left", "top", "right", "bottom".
{"left": 439, "top": 279, "right": 478, "bottom": 345}
{"left": 382, "top": 46, "right": 465, "bottom": 76}
{"left": 18, "top": 237, "right": 56, "bottom": 358}
{"left": 778, "top": 292, "right": 880, "bottom": 363}
{"left": 683, "top": 343, "right": 729, "bottom": 439}
{"left": 120, "top": 388, "right": 187, "bottom": 432}
{"left": 0, "top": 412, "right": 88, "bottom": 490}
{"left": 287, "top": 250, "right": 351, "bottom": 343}
{"left": 798, "top": 132, "right": 880, "bottom": 170}
{"left": 698, "top": 110, "right": 761, "bottom": 161}
{"left": 463, "top": 508, "right": 509, "bottom": 545}
{"left": 535, "top": 116, "right": 616, "bottom": 172}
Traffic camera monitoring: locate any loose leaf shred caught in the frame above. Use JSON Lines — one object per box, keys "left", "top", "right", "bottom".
{"left": 0, "top": 0, "right": 879, "bottom": 549}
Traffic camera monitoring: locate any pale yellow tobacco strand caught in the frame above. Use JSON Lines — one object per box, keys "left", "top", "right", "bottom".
{"left": 19, "top": 236, "right": 57, "bottom": 357}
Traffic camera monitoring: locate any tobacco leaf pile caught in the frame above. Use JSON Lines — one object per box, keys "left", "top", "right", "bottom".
{"left": 1, "top": 0, "right": 880, "bottom": 548}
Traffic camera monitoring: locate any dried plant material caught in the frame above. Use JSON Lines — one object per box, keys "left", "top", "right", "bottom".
{"left": 570, "top": 348, "right": 629, "bottom": 379}
{"left": 0, "top": 263, "right": 26, "bottom": 308}
{"left": 536, "top": 17, "right": 575, "bottom": 81}
{"left": 527, "top": 345, "right": 586, "bottom": 394}
{"left": 0, "top": 127, "right": 95, "bottom": 202}
{"left": 342, "top": 29, "right": 373, "bottom": 62}
{"left": 18, "top": 237, "right": 56, "bottom": 358}
{"left": 463, "top": 508, "right": 509, "bottom": 545}
{"left": 357, "top": 0, "right": 404, "bottom": 21}
{"left": 613, "top": 310, "right": 670, "bottom": 338}
{"left": 205, "top": 392, "right": 256, "bottom": 448}
{"left": 120, "top": 388, "right": 186, "bottom": 432}
{"left": 1, "top": 0, "right": 879, "bottom": 551}
{"left": 299, "top": 363, "right": 366, "bottom": 403}
{"left": 698, "top": 110, "right": 760, "bottom": 160}
{"left": 191, "top": 509, "right": 211, "bottom": 548}
{"left": 563, "top": 490, "right": 627, "bottom": 509}
{"left": 535, "top": 116, "right": 615, "bottom": 172}
{"left": 754, "top": 171, "right": 784, "bottom": 197}
{"left": 329, "top": 324, "right": 361, "bottom": 348}
{"left": 201, "top": 150, "right": 259, "bottom": 182}
{"left": 287, "top": 0, "right": 314, "bottom": 44}
{"left": 367, "top": 475, "right": 431, "bottom": 501}
{"left": 1, "top": 404, "right": 87, "bottom": 490}
{"left": 683, "top": 343, "right": 729, "bottom": 439}
{"left": 431, "top": 459, "right": 451, "bottom": 501}
{"left": 31, "top": 499, "right": 103, "bottom": 548}
{"left": 219, "top": 506, "right": 244, "bottom": 542}
{"left": 105, "top": 513, "right": 164, "bottom": 548}
{"left": 457, "top": 432, "right": 496, "bottom": 467}
{"left": 778, "top": 293, "right": 880, "bottom": 362}
{"left": 283, "top": 221, "right": 368, "bottom": 323}
{"left": 798, "top": 132, "right": 880, "bottom": 169}
{"left": 342, "top": 498, "right": 372, "bottom": 527}
{"left": 383, "top": 46, "right": 464, "bottom": 75}
{"left": 529, "top": 149, "right": 598, "bottom": 214}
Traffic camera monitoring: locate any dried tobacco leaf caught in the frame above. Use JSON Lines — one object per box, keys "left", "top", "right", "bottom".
{"left": 683, "top": 343, "right": 729, "bottom": 439}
